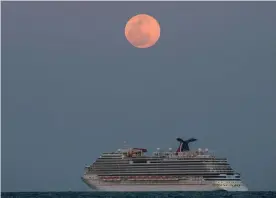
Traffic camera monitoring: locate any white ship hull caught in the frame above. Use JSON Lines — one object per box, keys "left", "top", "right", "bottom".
{"left": 82, "top": 177, "right": 248, "bottom": 192}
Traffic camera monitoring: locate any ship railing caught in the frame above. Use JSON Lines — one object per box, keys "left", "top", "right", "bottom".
{"left": 100, "top": 176, "right": 121, "bottom": 181}
{"left": 125, "top": 176, "right": 179, "bottom": 181}
{"left": 152, "top": 151, "right": 215, "bottom": 159}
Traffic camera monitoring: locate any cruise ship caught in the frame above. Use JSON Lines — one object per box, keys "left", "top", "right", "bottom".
{"left": 82, "top": 138, "right": 248, "bottom": 191}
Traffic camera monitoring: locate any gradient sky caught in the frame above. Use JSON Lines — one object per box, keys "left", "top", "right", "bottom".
{"left": 2, "top": 2, "right": 276, "bottom": 192}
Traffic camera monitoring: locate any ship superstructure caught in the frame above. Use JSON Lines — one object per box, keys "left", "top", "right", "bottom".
{"left": 82, "top": 138, "right": 248, "bottom": 191}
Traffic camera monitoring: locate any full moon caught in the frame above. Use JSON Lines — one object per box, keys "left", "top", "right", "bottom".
{"left": 125, "top": 14, "right": 161, "bottom": 48}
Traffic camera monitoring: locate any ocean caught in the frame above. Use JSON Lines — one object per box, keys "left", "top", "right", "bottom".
{"left": 1, "top": 192, "right": 276, "bottom": 198}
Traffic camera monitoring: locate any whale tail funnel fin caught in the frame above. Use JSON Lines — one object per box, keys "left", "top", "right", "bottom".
{"left": 176, "top": 138, "right": 197, "bottom": 152}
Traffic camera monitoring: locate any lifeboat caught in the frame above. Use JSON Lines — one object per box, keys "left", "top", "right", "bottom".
{"left": 154, "top": 176, "right": 160, "bottom": 180}
{"left": 128, "top": 176, "right": 134, "bottom": 180}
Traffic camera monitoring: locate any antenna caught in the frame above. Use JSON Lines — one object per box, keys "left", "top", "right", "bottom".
{"left": 123, "top": 140, "right": 131, "bottom": 152}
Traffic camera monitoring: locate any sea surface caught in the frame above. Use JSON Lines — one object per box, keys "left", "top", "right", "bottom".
{"left": 1, "top": 192, "right": 276, "bottom": 198}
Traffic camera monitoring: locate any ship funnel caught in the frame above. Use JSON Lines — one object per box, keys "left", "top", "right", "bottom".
{"left": 176, "top": 138, "right": 197, "bottom": 152}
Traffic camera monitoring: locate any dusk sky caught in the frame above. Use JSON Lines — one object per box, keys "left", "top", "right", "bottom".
{"left": 2, "top": 2, "right": 276, "bottom": 192}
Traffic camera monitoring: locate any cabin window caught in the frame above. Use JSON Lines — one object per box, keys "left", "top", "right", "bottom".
{"left": 132, "top": 159, "right": 148, "bottom": 163}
